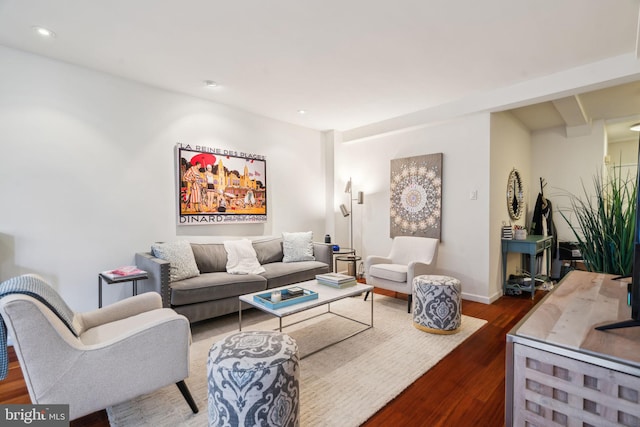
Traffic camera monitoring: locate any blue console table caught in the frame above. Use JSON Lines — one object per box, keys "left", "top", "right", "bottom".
{"left": 501, "top": 235, "right": 553, "bottom": 298}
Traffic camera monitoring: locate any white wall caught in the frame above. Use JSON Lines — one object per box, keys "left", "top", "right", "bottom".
{"left": 332, "top": 114, "right": 493, "bottom": 302}
{"left": 0, "top": 46, "right": 327, "bottom": 311}
{"left": 607, "top": 139, "right": 639, "bottom": 207}
{"left": 530, "top": 121, "right": 606, "bottom": 242}
{"left": 489, "top": 112, "right": 532, "bottom": 299}
{"left": 608, "top": 138, "right": 638, "bottom": 166}
{"left": 2, "top": 45, "right": 637, "bottom": 310}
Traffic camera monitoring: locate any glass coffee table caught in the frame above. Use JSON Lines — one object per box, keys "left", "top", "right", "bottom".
{"left": 239, "top": 279, "right": 374, "bottom": 358}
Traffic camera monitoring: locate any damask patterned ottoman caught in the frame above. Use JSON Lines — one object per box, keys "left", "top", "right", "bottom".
{"left": 412, "top": 275, "right": 462, "bottom": 334}
{"left": 207, "top": 331, "right": 300, "bottom": 427}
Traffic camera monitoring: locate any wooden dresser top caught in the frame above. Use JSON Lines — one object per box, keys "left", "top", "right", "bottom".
{"left": 511, "top": 270, "right": 640, "bottom": 368}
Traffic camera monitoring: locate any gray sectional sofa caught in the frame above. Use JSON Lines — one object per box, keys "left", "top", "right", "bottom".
{"left": 135, "top": 236, "right": 332, "bottom": 323}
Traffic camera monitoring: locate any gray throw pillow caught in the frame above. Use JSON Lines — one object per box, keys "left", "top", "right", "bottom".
{"left": 190, "top": 243, "right": 228, "bottom": 273}
{"left": 253, "top": 238, "right": 284, "bottom": 265}
{"left": 151, "top": 240, "right": 200, "bottom": 282}
{"left": 282, "top": 231, "right": 315, "bottom": 263}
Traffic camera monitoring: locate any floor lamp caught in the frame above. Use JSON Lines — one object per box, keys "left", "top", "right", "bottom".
{"left": 340, "top": 177, "right": 364, "bottom": 250}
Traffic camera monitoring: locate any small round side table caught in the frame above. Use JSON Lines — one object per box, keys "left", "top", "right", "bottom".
{"left": 335, "top": 255, "right": 362, "bottom": 277}
{"left": 333, "top": 247, "right": 355, "bottom": 272}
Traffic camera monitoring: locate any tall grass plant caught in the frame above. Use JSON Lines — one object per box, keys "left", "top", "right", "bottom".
{"left": 559, "top": 167, "right": 637, "bottom": 276}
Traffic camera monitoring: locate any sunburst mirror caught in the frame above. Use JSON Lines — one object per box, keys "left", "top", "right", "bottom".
{"left": 507, "top": 169, "right": 524, "bottom": 220}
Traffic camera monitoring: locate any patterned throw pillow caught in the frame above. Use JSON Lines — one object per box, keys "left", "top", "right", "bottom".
{"left": 282, "top": 231, "right": 315, "bottom": 263}
{"left": 151, "top": 240, "right": 200, "bottom": 282}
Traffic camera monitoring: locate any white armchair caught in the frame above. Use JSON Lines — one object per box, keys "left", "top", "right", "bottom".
{"left": 364, "top": 236, "right": 439, "bottom": 312}
{"left": 0, "top": 274, "right": 198, "bottom": 421}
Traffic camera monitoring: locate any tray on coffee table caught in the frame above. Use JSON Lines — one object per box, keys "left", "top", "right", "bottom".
{"left": 253, "top": 287, "right": 318, "bottom": 309}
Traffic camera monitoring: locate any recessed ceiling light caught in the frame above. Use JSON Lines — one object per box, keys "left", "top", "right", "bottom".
{"left": 204, "top": 80, "right": 218, "bottom": 88}
{"left": 32, "top": 26, "right": 55, "bottom": 38}
{"left": 298, "top": 110, "right": 307, "bottom": 115}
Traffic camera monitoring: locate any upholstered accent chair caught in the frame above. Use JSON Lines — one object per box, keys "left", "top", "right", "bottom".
{"left": 0, "top": 275, "right": 198, "bottom": 421}
{"left": 364, "top": 236, "right": 439, "bottom": 312}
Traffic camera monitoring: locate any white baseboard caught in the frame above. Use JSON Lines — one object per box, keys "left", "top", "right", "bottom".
{"left": 461, "top": 291, "right": 494, "bottom": 304}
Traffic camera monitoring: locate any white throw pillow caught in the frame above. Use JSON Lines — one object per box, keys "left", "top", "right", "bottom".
{"left": 224, "top": 239, "right": 266, "bottom": 275}
{"left": 151, "top": 240, "right": 200, "bottom": 282}
{"left": 282, "top": 231, "right": 315, "bottom": 263}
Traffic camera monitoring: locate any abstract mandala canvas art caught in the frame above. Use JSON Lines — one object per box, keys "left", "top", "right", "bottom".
{"left": 390, "top": 153, "right": 442, "bottom": 239}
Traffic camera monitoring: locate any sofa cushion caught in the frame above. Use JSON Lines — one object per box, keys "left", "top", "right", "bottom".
{"left": 253, "top": 238, "right": 284, "bottom": 265}
{"left": 170, "top": 273, "right": 267, "bottom": 306}
{"left": 151, "top": 241, "right": 200, "bottom": 282}
{"left": 261, "top": 261, "right": 330, "bottom": 289}
{"left": 282, "top": 231, "right": 315, "bottom": 263}
{"left": 191, "top": 243, "right": 228, "bottom": 273}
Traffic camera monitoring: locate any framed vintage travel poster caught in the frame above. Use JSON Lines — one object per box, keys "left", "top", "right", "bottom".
{"left": 177, "top": 144, "right": 267, "bottom": 224}
{"left": 390, "top": 153, "right": 442, "bottom": 239}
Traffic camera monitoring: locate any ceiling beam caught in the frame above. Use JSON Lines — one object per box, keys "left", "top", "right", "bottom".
{"left": 342, "top": 54, "right": 640, "bottom": 143}
{"left": 551, "top": 95, "right": 590, "bottom": 128}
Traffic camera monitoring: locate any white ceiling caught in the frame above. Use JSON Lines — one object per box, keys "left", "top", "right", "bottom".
{"left": 1, "top": 0, "right": 640, "bottom": 135}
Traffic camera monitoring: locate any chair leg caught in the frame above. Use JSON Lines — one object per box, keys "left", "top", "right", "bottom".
{"left": 177, "top": 380, "right": 199, "bottom": 413}
{"left": 407, "top": 294, "right": 412, "bottom": 313}
{"left": 364, "top": 291, "right": 370, "bottom": 301}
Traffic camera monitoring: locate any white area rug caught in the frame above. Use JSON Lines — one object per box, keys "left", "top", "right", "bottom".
{"left": 107, "top": 295, "right": 487, "bottom": 426}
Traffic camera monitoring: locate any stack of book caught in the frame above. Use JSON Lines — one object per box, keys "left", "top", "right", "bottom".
{"left": 101, "top": 266, "right": 147, "bottom": 280}
{"left": 287, "top": 286, "right": 305, "bottom": 297}
{"left": 315, "top": 272, "right": 357, "bottom": 288}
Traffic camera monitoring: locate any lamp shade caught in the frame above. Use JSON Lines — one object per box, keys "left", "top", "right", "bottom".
{"left": 357, "top": 191, "right": 364, "bottom": 204}
{"left": 340, "top": 204, "right": 350, "bottom": 217}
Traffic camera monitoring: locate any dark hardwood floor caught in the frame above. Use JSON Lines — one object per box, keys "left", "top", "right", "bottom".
{"left": 0, "top": 289, "right": 544, "bottom": 426}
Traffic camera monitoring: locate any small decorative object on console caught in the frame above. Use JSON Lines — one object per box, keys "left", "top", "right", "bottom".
{"left": 514, "top": 226, "right": 527, "bottom": 240}
{"left": 502, "top": 224, "right": 513, "bottom": 240}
